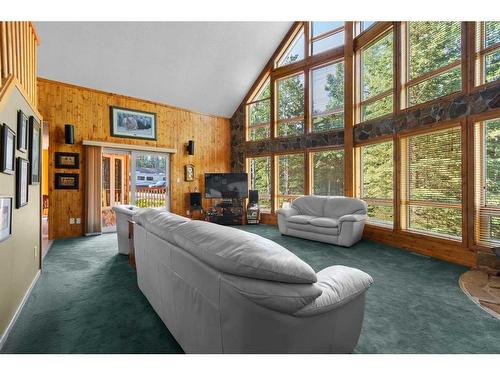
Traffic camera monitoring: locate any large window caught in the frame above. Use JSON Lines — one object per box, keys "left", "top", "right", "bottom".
{"left": 276, "top": 153, "right": 305, "bottom": 208}
{"left": 246, "top": 78, "right": 271, "bottom": 141}
{"left": 406, "top": 22, "right": 462, "bottom": 107}
{"left": 310, "top": 22, "right": 344, "bottom": 55}
{"left": 247, "top": 156, "right": 272, "bottom": 212}
{"left": 277, "top": 28, "right": 305, "bottom": 67}
{"left": 401, "top": 126, "right": 462, "bottom": 239}
{"left": 474, "top": 117, "right": 500, "bottom": 246}
{"left": 475, "top": 22, "right": 500, "bottom": 85}
{"left": 311, "top": 61, "right": 344, "bottom": 132}
{"left": 276, "top": 73, "right": 305, "bottom": 137}
{"left": 358, "top": 141, "right": 394, "bottom": 226}
{"left": 310, "top": 149, "right": 344, "bottom": 196}
{"left": 359, "top": 30, "right": 393, "bottom": 122}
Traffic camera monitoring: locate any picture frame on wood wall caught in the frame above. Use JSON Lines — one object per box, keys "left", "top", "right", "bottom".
{"left": 110, "top": 106, "right": 157, "bottom": 141}
{"left": 16, "top": 158, "right": 29, "bottom": 208}
{"left": 0, "top": 196, "right": 13, "bottom": 242}
{"left": 185, "top": 164, "right": 195, "bottom": 182}
{"left": 28, "top": 116, "right": 41, "bottom": 184}
{"left": 55, "top": 173, "right": 79, "bottom": 190}
{"left": 55, "top": 152, "right": 80, "bottom": 169}
{"left": 1, "top": 124, "right": 15, "bottom": 175}
{"left": 17, "top": 110, "right": 28, "bottom": 153}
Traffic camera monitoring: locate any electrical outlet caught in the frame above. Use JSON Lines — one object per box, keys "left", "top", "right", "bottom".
{"left": 69, "top": 218, "right": 75, "bottom": 224}
{"left": 76, "top": 218, "right": 81, "bottom": 224}
{"left": 34, "top": 246, "right": 37, "bottom": 258}
{"left": 186, "top": 210, "right": 190, "bottom": 216}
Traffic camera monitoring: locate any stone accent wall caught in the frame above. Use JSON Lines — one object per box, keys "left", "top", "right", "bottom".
{"left": 230, "top": 104, "right": 344, "bottom": 171}
{"left": 355, "top": 83, "right": 500, "bottom": 143}
{"left": 230, "top": 81, "right": 500, "bottom": 171}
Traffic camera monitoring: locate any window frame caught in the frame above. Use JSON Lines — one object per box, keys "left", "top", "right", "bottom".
{"left": 356, "top": 27, "right": 395, "bottom": 124}
{"left": 308, "top": 146, "right": 345, "bottom": 197}
{"left": 401, "top": 21, "right": 464, "bottom": 109}
{"left": 274, "top": 71, "right": 306, "bottom": 139}
{"left": 309, "top": 22, "right": 345, "bottom": 57}
{"left": 474, "top": 21, "right": 500, "bottom": 87}
{"left": 245, "top": 75, "right": 271, "bottom": 142}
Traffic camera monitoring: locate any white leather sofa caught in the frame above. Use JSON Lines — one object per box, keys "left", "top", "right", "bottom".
{"left": 277, "top": 196, "right": 367, "bottom": 247}
{"left": 112, "top": 205, "right": 138, "bottom": 254}
{"left": 132, "top": 208, "right": 373, "bottom": 353}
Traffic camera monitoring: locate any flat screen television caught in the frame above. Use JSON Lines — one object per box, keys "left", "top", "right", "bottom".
{"left": 205, "top": 173, "right": 248, "bottom": 199}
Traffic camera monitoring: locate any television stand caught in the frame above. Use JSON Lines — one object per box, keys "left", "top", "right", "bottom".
{"left": 205, "top": 199, "right": 244, "bottom": 225}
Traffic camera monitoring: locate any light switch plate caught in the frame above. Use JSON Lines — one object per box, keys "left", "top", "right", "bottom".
{"left": 69, "top": 218, "right": 75, "bottom": 224}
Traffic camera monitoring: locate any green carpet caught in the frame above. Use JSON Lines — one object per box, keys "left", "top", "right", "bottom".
{"left": 2, "top": 225, "right": 499, "bottom": 353}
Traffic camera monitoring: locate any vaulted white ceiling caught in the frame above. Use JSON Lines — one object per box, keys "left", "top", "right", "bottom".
{"left": 35, "top": 22, "right": 292, "bottom": 118}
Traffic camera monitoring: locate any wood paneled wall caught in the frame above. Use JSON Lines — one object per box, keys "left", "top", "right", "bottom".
{"left": 0, "top": 22, "right": 38, "bottom": 105}
{"left": 37, "top": 78, "right": 230, "bottom": 239}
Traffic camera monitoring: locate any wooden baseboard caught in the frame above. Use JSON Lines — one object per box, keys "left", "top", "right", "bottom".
{"left": 0, "top": 270, "right": 41, "bottom": 351}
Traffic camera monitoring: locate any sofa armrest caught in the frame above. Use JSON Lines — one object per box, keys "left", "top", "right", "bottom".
{"left": 338, "top": 213, "right": 367, "bottom": 223}
{"left": 294, "top": 265, "right": 373, "bottom": 317}
{"left": 276, "top": 207, "right": 299, "bottom": 218}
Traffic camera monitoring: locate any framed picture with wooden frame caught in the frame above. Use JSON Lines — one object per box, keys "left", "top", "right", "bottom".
{"left": 55, "top": 173, "right": 79, "bottom": 190}
{"left": 28, "top": 116, "right": 41, "bottom": 184}
{"left": 16, "top": 158, "right": 29, "bottom": 208}
{"left": 0, "top": 196, "right": 13, "bottom": 242}
{"left": 17, "top": 110, "right": 28, "bottom": 153}
{"left": 55, "top": 152, "right": 80, "bottom": 169}
{"left": 1, "top": 124, "right": 15, "bottom": 175}
{"left": 110, "top": 106, "right": 157, "bottom": 141}
{"left": 185, "top": 164, "right": 195, "bottom": 182}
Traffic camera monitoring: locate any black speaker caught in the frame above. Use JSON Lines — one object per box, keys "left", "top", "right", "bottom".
{"left": 249, "top": 190, "right": 259, "bottom": 204}
{"left": 65, "top": 124, "right": 75, "bottom": 144}
{"left": 187, "top": 140, "right": 195, "bottom": 155}
{"left": 190, "top": 192, "right": 202, "bottom": 208}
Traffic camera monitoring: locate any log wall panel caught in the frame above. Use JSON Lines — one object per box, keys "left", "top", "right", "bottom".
{"left": 37, "top": 78, "right": 231, "bottom": 239}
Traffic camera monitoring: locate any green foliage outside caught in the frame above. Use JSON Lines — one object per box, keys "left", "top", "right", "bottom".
{"left": 485, "top": 119, "right": 500, "bottom": 241}
{"left": 312, "top": 62, "right": 344, "bottom": 132}
{"left": 484, "top": 22, "right": 500, "bottom": 82}
{"left": 312, "top": 150, "right": 344, "bottom": 195}
{"left": 277, "top": 74, "right": 305, "bottom": 136}
{"left": 278, "top": 154, "right": 305, "bottom": 206}
{"left": 361, "top": 31, "right": 393, "bottom": 121}
{"left": 248, "top": 156, "right": 272, "bottom": 211}
{"left": 408, "top": 128, "right": 462, "bottom": 237}
{"left": 361, "top": 142, "right": 394, "bottom": 225}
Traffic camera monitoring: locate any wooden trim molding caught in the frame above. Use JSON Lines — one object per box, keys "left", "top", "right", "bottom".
{"left": 82, "top": 140, "right": 177, "bottom": 154}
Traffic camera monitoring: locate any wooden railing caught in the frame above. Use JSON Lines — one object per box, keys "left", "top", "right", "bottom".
{"left": 135, "top": 187, "right": 167, "bottom": 208}
{"left": 0, "top": 22, "right": 39, "bottom": 105}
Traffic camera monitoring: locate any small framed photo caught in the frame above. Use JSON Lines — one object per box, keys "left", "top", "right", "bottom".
{"left": 110, "top": 106, "right": 157, "bottom": 141}
{"left": 0, "top": 196, "right": 13, "bottom": 242}
{"left": 28, "top": 116, "right": 41, "bottom": 184}
{"left": 55, "top": 173, "right": 79, "bottom": 190}
{"left": 16, "top": 158, "right": 29, "bottom": 208}
{"left": 185, "top": 164, "right": 195, "bottom": 182}
{"left": 17, "top": 110, "right": 28, "bottom": 152}
{"left": 55, "top": 152, "right": 79, "bottom": 169}
{"left": 1, "top": 124, "right": 15, "bottom": 174}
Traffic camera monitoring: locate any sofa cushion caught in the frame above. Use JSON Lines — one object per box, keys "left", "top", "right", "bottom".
{"left": 287, "top": 215, "right": 316, "bottom": 224}
{"left": 287, "top": 222, "right": 339, "bottom": 236}
{"left": 309, "top": 217, "right": 339, "bottom": 228}
{"left": 171, "top": 220, "right": 317, "bottom": 284}
{"left": 133, "top": 208, "right": 190, "bottom": 244}
{"left": 324, "top": 197, "right": 367, "bottom": 219}
{"left": 222, "top": 274, "right": 322, "bottom": 314}
{"left": 291, "top": 196, "right": 327, "bottom": 217}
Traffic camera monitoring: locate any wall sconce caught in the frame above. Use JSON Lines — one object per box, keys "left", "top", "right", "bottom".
{"left": 65, "top": 124, "right": 75, "bottom": 144}
{"left": 187, "top": 140, "right": 195, "bottom": 156}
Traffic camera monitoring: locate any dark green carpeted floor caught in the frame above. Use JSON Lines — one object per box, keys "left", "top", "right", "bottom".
{"left": 2, "top": 225, "right": 499, "bottom": 353}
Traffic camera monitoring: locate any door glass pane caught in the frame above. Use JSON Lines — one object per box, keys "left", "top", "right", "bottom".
{"left": 134, "top": 153, "right": 167, "bottom": 208}
{"left": 277, "top": 153, "right": 304, "bottom": 207}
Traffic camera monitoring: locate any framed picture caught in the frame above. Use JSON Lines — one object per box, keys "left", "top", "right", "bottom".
{"left": 16, "top": 158, "right": 29, "bottom": 208}
{"left": 55, "top": 152, "right": 79, "bottom": 169}
{"left": 110, "top": 106, "right": 157, "bottom": 140}
{"left": 28, "top": 116, "right": 41, "bottom": 184}
{"left": 0, "top": 196, "right": 12, "bottom": 242}
{"left": 17, "top": 110, "right": 28, "bottom": 152}
{"left": 1, "top": 124, "right": 15, "bottom": 174}
{"left": 55, "top": 173, "right": 79, "bottom": 189}
{"left": 185, "top": 164, "right": 195, "bottom": 182}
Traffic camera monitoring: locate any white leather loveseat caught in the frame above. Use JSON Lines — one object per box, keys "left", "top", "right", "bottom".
{"left": 277, "top": 196, "right": 367, "bottom": 247}
{"left": 132, "top": 208, "right": 373, "bottom": 353}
